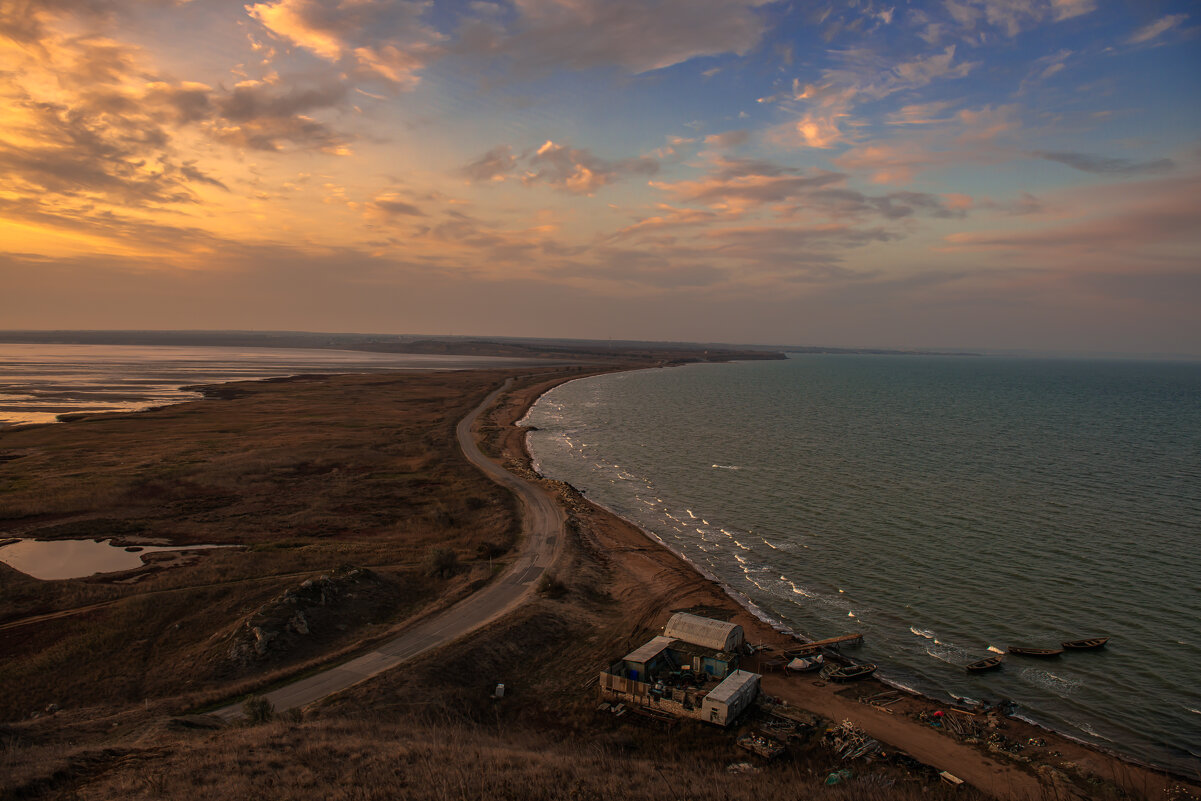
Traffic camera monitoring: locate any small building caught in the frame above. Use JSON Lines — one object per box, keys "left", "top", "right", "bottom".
{"left": 700, "top": 669, "right": 760, "bottom": 726}
{"left": 663, "top": 612, "right": 744, "bottom": 652}
{"left": 620, "top": 636, "right": 675, "bottom": 682}
{"left": 598, "top": 614, "right": 759, "bottom": 727}
{"left": 667, "top": 639, "right": 739, "bottom": 679}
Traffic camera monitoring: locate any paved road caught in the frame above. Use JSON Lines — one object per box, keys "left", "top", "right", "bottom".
{"left": 213, "top": 378, "right": 564, "bottom": 720}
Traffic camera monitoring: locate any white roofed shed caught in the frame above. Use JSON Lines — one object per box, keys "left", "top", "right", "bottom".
{"left": 663, "top": 612, "right": 744, "bottom": 652}
{"left": 700, "top": 669, "right": 760, "bottom": 726}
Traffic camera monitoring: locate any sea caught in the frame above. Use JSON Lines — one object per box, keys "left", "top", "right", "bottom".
{"left": 522, "top": 354, "right": 1201, "bottom": 774}
{"left": 0, "top": 343, "right": 530, "bottom": 427}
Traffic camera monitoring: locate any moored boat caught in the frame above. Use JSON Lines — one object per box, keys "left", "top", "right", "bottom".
{"left": 823, "top": 663, "right": 877, "bottom": 682}
{"left": 1007, "top": 646, "right": 1063, "bottom": 657}
{"left": 965, "top": 656, "right": 1004, "bottom": 672}
{"left": 1061, "top": 637, "right": 1109, "bottom": 650}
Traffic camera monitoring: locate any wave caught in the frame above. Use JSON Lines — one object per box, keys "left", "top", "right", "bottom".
{"left": 712, "top": 464, "right": 742, "bottom": 470}
{"left": 1072, "top": 720, "right": 1112, "bottom": 742}
{"left": 910, "top": 626, "right": 935, "bottom": 639}
{"left": 925, "top": 648, "right": 957, "bottom": 665}
{"left": 987, "top": 645, "right": 1005, "bottom": 654}
{"left": 1020, "top": 668, "right": 1081, "bottom": 695}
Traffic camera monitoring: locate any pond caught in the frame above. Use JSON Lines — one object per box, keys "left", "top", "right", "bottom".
{"left": 0, "top": 538, "right": 230, "bottom": 580}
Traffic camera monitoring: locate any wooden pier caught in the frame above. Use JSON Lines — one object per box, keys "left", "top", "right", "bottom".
{"left": 787, "top": 633, "right": 864, "bottom": 653}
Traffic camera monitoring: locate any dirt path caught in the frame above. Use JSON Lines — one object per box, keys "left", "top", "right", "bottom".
{"left": 762, "top": 675, "right": 1044, "bottom": 800}
{"left": 210, "top": 377, "right": 566, "bottom": 721}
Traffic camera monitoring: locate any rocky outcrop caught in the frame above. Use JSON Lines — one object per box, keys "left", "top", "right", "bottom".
{"left": 224, "top": 566, "right": 398, "bottom": 669}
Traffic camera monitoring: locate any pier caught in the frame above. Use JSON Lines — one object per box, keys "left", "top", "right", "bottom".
{"left": 788, "top": 633, "right": 864, "bottom": 653}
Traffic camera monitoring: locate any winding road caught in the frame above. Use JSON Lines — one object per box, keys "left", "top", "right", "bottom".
{"left": 213, "top": 377, "right": 564, "bottom": 720}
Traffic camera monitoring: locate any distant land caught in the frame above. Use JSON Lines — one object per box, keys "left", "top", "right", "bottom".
{"left": 0, "top": 330, "right": 978, "bottom": 359}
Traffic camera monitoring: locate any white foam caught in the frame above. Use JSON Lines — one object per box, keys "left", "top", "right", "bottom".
{"left": 1020, "top": 668, "right": 1081, "bottom": 695}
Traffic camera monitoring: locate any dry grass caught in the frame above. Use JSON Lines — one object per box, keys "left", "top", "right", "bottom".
{"left": 0, "top": 369, "right": 576, "bottom": 719}
{"left": 1, "top": 715, "right": 991, "bottom": 801}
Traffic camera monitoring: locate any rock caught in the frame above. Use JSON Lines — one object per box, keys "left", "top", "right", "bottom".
{"left": 289, "top": 611, "right": 309, "bottom": 635}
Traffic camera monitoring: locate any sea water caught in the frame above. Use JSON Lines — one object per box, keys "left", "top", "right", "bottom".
{"left": 524, "top": 355, "right": 1201, "bottom": 773}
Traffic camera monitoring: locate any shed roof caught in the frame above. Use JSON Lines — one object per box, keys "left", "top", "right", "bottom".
{"left": 704, "top": 669, "right": 760, "bottom": 705}
{"left": 663, "top": 612, "right": 744, "bottom": 651}
{"left": 623, "top": 636, "right": 676, "bottom": 664}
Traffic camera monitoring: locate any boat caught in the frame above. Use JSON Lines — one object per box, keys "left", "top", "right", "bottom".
{"left": 1007, "top": 646, "right": 1063, "bottom": 657}
{"left": 822, "top": 663, "right": 877, "bottom": 682}
{"left": 965, "top": 656, "right": 1004, "bottom": 673}
{"left": 786, "top": 655, "right": 824, "bottom": 673}
{"left": 1061, "top": 637, "right": 1109, "bottom": 650}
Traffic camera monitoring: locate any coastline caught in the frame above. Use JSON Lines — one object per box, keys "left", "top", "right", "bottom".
{"left": 510, "top": 364, "right": 1200, "bottom": 798}
{"left": 3, "top": 360, "right": 1196, "bottom": 800}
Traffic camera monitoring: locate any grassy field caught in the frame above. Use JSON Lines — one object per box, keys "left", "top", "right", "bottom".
{"left": 0, "top": 368, "right": 572, "bottom": 719}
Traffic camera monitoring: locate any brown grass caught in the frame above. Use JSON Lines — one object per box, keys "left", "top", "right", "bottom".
{"left": 0, "top": 369, "right": 577, "bottom": 719}
{"left": 2, "top": 714, "right": 992, "bottom": 801}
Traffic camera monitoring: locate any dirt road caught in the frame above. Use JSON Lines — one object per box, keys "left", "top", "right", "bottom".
{"left": 213, "top": 378, "right": 564, "bottom": 720}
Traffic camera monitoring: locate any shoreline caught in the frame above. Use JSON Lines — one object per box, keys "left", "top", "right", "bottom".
{"left": 511, "top": 363, "right": 1200, "bottom": 793}
{"left": 3, "top": 361, "right": 1195, "bottom": 800}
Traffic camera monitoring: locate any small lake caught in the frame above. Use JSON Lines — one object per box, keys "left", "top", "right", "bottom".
{"left": 0, "top": 538, "right": 229, "bottom": 580}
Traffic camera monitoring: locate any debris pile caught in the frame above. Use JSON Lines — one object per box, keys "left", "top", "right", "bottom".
{"left": 824, "top": 719, "right": 881, "bottom": 761}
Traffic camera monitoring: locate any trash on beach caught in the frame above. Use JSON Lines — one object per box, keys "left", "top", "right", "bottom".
{"left": 825, "top": 720, "right": 881, "bottom": 761}
{"left": 939, "top": 770, "right": 965, "bottom": 786}
{"left": 824, "top": 768, "right": 854, "bottom": 785}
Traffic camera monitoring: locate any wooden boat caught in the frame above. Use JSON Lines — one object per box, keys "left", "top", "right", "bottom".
{"left": 823, "top": 663, "right": 877, "bottom": 682}
{"left": 965, "top": 656, "right": 1003, "bottom": 673}
{"left": 1007, "top": 646, "right": 1063, "bottom": 657}
{"left": 1061, "top": 637, "right": 1109, "bottom": 650}
{"left": 786, "top": 655, "right": 824, "bottom": 673}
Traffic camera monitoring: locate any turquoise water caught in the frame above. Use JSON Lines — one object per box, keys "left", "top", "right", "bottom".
{"left": 524, "top": 355, "right": 1201, "bottom": 773}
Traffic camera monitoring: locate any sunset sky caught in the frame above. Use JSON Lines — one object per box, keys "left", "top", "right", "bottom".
{"left": 2, "top": 0, "right": 1198, "bottom": 355}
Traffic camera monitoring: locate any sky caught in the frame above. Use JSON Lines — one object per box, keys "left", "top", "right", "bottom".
{"left": 1, "top": 0, "right": 1199, "bottom": 355}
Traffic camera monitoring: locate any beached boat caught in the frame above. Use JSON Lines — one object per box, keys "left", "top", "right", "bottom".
{"left": 823, "top": 663, "right": 877, "bottom": 682}
{"left": 786, "top": 655, "right": 824, "bottom": 673}
{"left": 965, "top": 656, "right": 1003, "bottom": 673}
{"left": 1061, "top": 637, "right": 1109, "bottom": 650}
{"left": 1007, "top": 646, "right": 1063, "bottom": 657}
